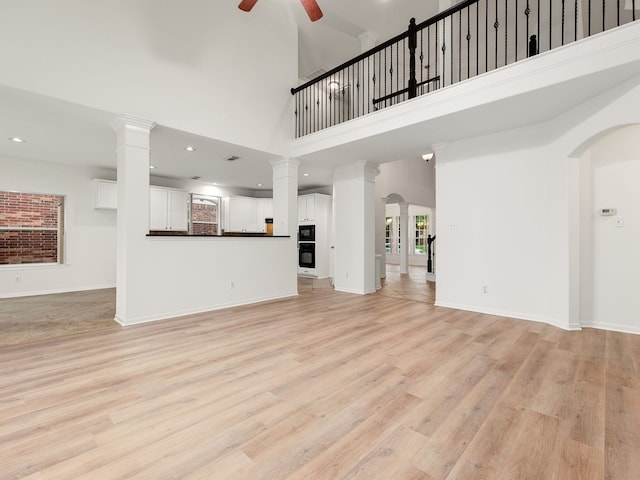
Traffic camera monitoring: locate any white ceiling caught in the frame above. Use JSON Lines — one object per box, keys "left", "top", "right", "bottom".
{"left": 0, "top": 1, "right": 438, "bottom": 192}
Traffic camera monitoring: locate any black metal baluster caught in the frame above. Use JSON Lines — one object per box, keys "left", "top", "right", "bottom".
{"left": 603, "top": 0, "right": 606, "bottom": 33}
{"left": 419, "top": 28, "right": 424, "bottom": 93}
{"left": 313, "top": 84, "right": 317, "bottom": 133}
{"left": 459, "top": 10, "right": 462, "bottom": 82}
{"left": 384, "top": 48, "right": 388, "bottom": 108}
{"left": 368, "top": 56, "right": 371, "bottom": 114}
{"left": 562, "top": 0, "right": 566, "bottom": 45}
{"left": 634, "top": 0, "right": 637, "bottom": 21}
{"left": 450, "top": 15, "right": 454, "bottom": 84}
{"left": 486, "top": 0, "right": 489, "bottom": 72}
{"left": 505, "top": 0, "right": 509, "bottom": 65}
{"left": 441, "top": 19, "right": 445, "bottom": 87}
{"left": 526, "top": 1, "right": 531, "bottom": 56}
{"left": 549, "top": 0, "right": 552, "bottom": 50}
{"left": 495, "top": 0, "right": 499, "bottom": 69}
{"left": 588, "top": 0, "right": 592, "bottom": 35}
{"left": 617, "top": 0, "right": 620, "bottom": 26}
{"left": 467, "top": 6, "right": 471, "bottom": 79}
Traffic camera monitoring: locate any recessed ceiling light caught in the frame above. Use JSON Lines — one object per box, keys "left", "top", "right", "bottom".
{"left": 149, "top": 165, "right": 156, "bottom": 169}
{"left": 421, "top": 153, "right": 434, "bottom": 161}
{"left": 190, "top": 176, "right": 201, "bottom": 180}
{"left": 9, "top": 137, "right": 25, "bottom": 143}
{"left": 256, "top": 183, "right": 263, "bottom": 187}
{"left": 226, "top": 155, "right": 239, "bottom": 162}
{"left": 185, "top": 146, "right": 196, "bottom": 152}
{"left": 303, "top": 173, "right": 310, "bottom": 177}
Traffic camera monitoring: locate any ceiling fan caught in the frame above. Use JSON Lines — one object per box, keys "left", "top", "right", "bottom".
{"left": 238, "top": 0, "right": 323, "bottom": 22}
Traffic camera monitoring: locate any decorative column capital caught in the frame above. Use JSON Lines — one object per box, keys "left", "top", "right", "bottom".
{"left": 271, "top": 157, "right": 300, "bottom": 180}
{"left": 111, "top": 114, "right": 156, "bottom": 134}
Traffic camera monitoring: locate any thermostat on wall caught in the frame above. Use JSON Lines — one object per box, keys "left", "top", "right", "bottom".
{"left": 599, "top": 208, "right": 617, "bottom": 216}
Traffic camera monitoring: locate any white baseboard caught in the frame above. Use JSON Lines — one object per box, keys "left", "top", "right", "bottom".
{"left": 434, "top": 300, "right": 580, "bottom": 331}
{"left": 0, "top": 284, "right": 116, "bottom": 299}
{"left": 116, "top": 290, "right": 299, "bottom": 326}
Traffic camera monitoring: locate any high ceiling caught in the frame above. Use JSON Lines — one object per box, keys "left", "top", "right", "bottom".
{"left": 0, "top": 1, "right": 440, "bottom": 192}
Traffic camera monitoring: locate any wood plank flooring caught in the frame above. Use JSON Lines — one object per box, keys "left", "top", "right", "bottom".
{"left": 1, "top": 287, "right": 639, "bottom": 479}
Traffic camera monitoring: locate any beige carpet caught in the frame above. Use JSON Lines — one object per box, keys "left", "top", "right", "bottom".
{"left": 0, "top": 288, "right": 117, "bottom": 347}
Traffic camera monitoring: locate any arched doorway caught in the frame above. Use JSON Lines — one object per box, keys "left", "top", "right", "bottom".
{"left": 575, "top": 124, "right": 640, "bottom": 333}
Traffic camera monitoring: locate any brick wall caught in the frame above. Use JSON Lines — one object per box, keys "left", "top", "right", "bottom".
{"left": 191, "top": 203, "right": 217, "bottom": 236}
{"left": 0, "top": 192, "right": 62, "bottom": 264}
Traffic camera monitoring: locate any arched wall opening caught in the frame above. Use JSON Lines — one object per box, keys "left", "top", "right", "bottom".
{"left": 573, "top": 124, "right": 640, "bottom": 333}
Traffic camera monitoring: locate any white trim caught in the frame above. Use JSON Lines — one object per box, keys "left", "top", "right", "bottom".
{"left": 581, "top": 321, "right": 640, "bottom": 336}
{"left": 115, "top": 291, "right": 299, "bottom": 326}
{"left": 0, "top": 283, "right": 115, "bottom": 299}
{"left": 434, "top": 301, "right": 580, "bottom": 331}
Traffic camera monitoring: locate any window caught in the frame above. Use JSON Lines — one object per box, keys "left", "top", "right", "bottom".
{"left": 414, "top": 215, "right": 428, "bottom": 255}
{"left": 190, "top": 194, "right": 219, "bottom": 235}
{"left": 0, "top": 191, "right": 65, "bottom": 265}
{"left": 385, "top": 217, "right": 393, "bottom": 253}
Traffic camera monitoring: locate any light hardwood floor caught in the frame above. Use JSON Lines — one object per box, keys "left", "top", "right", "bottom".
{"left": 1, "top": 285, "right": 639, "bottom": 479}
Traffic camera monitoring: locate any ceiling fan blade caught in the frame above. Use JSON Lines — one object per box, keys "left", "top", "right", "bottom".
{"left": 300, "top": 0, "right": 323, "bottom": 21}
{"left": 238, "top": 0, "right": 259, "bottom": 12}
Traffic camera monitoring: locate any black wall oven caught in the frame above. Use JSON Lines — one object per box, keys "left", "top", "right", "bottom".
{"left": 298, "top": 242, "right": 315, "bottom": 268}
{"left": 298, "top": 224, "right": 315, "bottom": 242}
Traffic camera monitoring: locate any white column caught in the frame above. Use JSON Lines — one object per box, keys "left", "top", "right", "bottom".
{"left": 111, "top": 114, "right": 155, "bottom": 325}
{"left": 399, "top": 202, "right": 410, "bottom": 275}
{"left": 271, "top": 158, "right": 299, "bottom": 237}
{"left": 333, "top": 160, "right": 380, "bottom": 294}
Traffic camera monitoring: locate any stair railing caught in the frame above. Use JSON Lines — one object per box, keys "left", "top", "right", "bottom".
{"left": 291, "top": 0, "right": 637, "bottom": 138}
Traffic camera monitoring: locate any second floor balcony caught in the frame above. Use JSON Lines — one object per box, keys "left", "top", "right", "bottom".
{"left": 291, "top": 0, "right": 639, "bottom": 138}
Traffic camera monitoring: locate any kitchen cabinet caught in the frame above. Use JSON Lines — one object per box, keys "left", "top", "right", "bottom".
{"left": 223, "top": 196, "right": 258, "bottom": 233}
{"left": 149, "top": 186, "right": 188, "bottom": 231}
{"left": 297, "top": 193, "right": 332, "bottom": 279}
{"left": 298, "top": 194, "right": 316, "bottom": 223}
{"left": 92, "top": 179, "right": 117, "bottom": 210}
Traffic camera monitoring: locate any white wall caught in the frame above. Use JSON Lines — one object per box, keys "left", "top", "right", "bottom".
{"left": 0, "top": 0, "right": 298, "bottom": 155}
{"left": 118, "top": 236, "right": 297, "bottom": 325}
{"left": 0, "top": 157, "right": 117, "bottom": 297}
{"left": 435, "top": 136, "right": 572, "bottom": 329}
{"left": 436, "top": 73, "right": 640, "bottom": 331}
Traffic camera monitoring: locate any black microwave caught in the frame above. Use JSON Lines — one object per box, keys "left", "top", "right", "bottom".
{"left": 298, "top": 224, "right": 315, "bottom": 242}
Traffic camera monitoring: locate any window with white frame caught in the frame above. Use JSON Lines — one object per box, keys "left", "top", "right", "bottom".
{"left": 414, "top": 215, "right": 428, "bottom": 255}
{"left": 0, "top": 191, "right": 65, "bottom": 265}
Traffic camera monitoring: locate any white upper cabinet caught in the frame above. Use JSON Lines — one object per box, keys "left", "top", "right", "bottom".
{"left": 92, "top": 179, "right": 117, "bottom": 210}
{"left": 149, "top": 186, "right": 188, "bottom": 231}
{"left": 224, "top": 196, "right": 258, "bottom": 233}
{"left": 298, "top": 194, "right": 316, "bottom": 223}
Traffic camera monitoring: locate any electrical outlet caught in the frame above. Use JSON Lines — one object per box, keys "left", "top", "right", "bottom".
{"left": 482, "top": 285, "right": 488, "bottom": 294}
{"left": 15, "top": 275, "right": 21, "bottom": 283}
{"left": 230, "top": 280, "right": 235, "bottom": 289}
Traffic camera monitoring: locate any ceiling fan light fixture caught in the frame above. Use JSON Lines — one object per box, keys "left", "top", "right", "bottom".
{"left": 239, "top": 0, "right": 322, "bottom": 21}
{"left": 238, "top": 0, "right": 259, "bottom": 12}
